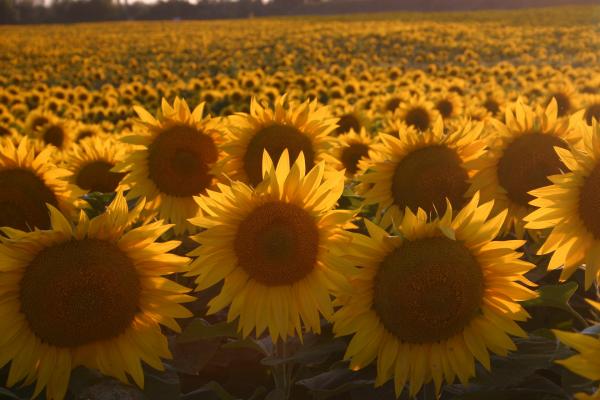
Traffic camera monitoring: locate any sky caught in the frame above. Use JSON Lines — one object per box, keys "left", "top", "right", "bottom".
{"left": 124, "top": 0, "right": 270, "bottom": 4}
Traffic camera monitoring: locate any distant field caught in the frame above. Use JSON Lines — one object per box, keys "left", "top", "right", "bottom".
{"left": 2, "top": 6, "right": 599, "bottom": 85}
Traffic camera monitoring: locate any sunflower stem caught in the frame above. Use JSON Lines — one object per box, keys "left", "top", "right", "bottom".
{"left": 283, "top": 339, "right": 292, "bottom": 399}
{"left": 274, "top": 338, "right": 293, "bottom": 399}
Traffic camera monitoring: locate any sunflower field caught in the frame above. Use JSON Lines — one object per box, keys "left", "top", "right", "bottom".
{"left": 1, "top": 5, "right": 600, "bottom": 400}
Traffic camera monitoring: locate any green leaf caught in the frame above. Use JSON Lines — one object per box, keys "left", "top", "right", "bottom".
{"left": 0, "top": 387, "right": 20, "bottom": 399}
{"left": 523, "top": 282, "right": 589, "bottom": 326}
{"left": 247, "top": 387, "right": 269, "bottom": 400}
{"left": 342, "top": 186, "right": 360, "bottom": 198}
{"left": 144, "top": 365, "right": 180, "bottom": 400}
{"left": 178, "top": 319, "right": 239, "bottom": 344}
{"left": 261, "top": 339, "right": 346, "bottom": 366}
{"left": 297, "top": 367, "right": 395, "bottom": 400}
{"left": 468, "top": 336, "right": 571, "bottom": 388}
{"left": 66, "top": 367, "right": 103, "bottom": 398}
{"left": 171, "top": 337, "right": 221, "bottom": 374}
{"left": 448, "top": 375, "right": 569, "bottom": 400}
{"left": 82, "top": 192, "right": 116, "bottom": 217}
{"left": 221, "top": 337, "right": 269, "bottom": 355}
{"left": 523, "top": 282, "right": 578, "bottom": 311}
{"left": 264, "top": 388, "right": 286, "bottom": 400}
{"left": 181, "top": 381, "right": 238, "bottom": 400}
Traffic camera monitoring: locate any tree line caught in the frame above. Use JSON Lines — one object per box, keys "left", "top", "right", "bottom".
{"left": 0, "top": 0, "right": 595, "bottom": 25}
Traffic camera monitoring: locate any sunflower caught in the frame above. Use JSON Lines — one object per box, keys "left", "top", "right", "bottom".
{"left": 73, "top": 123, "right": 103, "bottom": 142}
{"left": 63, "top": 136, "right": 128, "bottom": 194}
{"left": 0, "top": 138, "right": 81, "bottom": 231}
{"left": 30, "top": 116, "right": 74, "bottom": 151}
{"left": 380, "top": 93, "right": 405, "bottom": 115}
{"left": 333, "top": 193, "right": 536, "bottom": 397}
{"left": 0, "top": 103, "right": 11, "bottom": 118}
{"left": 480, "top": 90, "right": 507, "bottom": 118}
{"left": 545, "top": 81, "right": 579, "bottom": 118}
{"left": 395, "top": 95, "right": 440, "bottom": 132}
{"left": 0, "top": 192, "right": 193, "bottom": 400}
{"left": 330, "top": 101, "right": 371, "bottom": 136}
{"left": 115, "top": 98, "right": 224, "bottom": 235}
{"left": 45, "top": 98, "right": 68, "bottom": 116}
{"left": 10, "top": 102, "right": 28, "bottom": 120}
{"left": 552, "top": 299, "right": 600, "bottom": 400}
{"left": 188, "top": 150, "right": 353, "bottom": 341}
{"left": 446, "top": 78, "right": 467, "bottom": 96}
{"left": 434, "top": 90, "right": 464, "bottom": 120}
{"left": 380, "top": 117, "right": 419, "bottom": 138}
{"left": 465, "top": 104, "right": 493, "bottom": 123}
{"left": 331, "top": 128, "right": 377, "bottom": 177}
{"left": 24, "top": 108, "right": 54, "bottom": 135}
{"left": 581, "top": 94, "right": 600, "bottom": 125}
{"left": 469, "top": 99, "right": 578, "bottom": 237}
{"left": 220, "top": 95, "right": 338, "bottom": 186}
{"left": 0, "top": 123, "right": 17, "bottom": 140}
{"left": 524, "top": 120, "right": 600, "bottom": 288}
{"left": 359, "top": 118, "right": 486, "bottom": 227}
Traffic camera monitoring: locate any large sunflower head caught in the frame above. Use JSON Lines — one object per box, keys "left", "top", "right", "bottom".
{"left": 525, "top": 119, "right": 600, "bottom": 288}
{"left": 331, "top": 128, "right": 377, "bottom": 177}
{"left": 334, "top": 193, "right": 536, "bottom": 397}
{"left": 0, "top": 138, "right": 82, "bottom": 231}
{"left": 63, "top": 136, "right": 128, "bottom": 194}
{"left": 115, "top": 97, "right": 224, "bottom": 235}
{"left": 219, "top": 95, "right": 339, "bottom": 186}
{"left": 188, "top": 150, "right": 354, "bottom": 342}
{"left": 469, "top": 99, "right": 578, "bottom": 237}
{"left": 359, "top": 118, "right": 486, "bottom": 227}
{"left": 0, "top": 192, "right": 193, "bottom": 400}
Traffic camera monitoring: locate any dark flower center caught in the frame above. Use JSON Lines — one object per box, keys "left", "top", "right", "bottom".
{"left": 436, "top": 99, "right": 454, "bottom": 118}
{"left": 404, "top": 107, "right": 431, "bottom": 132}
{"left": 0, "top": 168, "right": 58, "bottom": 230}
{"left": 234, "top": 202, "right": 319, "bottom": 286}
{"left": 243, "top": 123, "right": 315, "bottom": 186}
{"left": 76, "top": 160, "right": 125, "bottom": 193}
{"left": 335, "top": 114, "right": 361, "bottom": 136}
{"left": 497, "top": 133, "right": 568, "bottom": 207}
{"left": 373, "top": 237, "right": 483, "bottom": 343}
{"left": 392, "top": 145, "right": 469, "bottom": 216}
{"left": 148, "top": 124, "right": 218, "bottom": 197}
{"left": 341, "top": 142, "right": 369, "bottom": 176}
{"left": 20, "top": 239, "right": 141, "bottom": 347}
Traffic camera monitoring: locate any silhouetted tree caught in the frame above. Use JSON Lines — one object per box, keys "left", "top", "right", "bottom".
{"left": 2, "top": 0, "right": 597, "bottom": 24}
{"left": 0, "top": 0, "right": 18, "bottom": 23}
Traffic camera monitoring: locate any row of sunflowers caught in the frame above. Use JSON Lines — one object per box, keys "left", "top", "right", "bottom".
{"left": 1, "top": 7, "right": 599, "bottom": 400}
